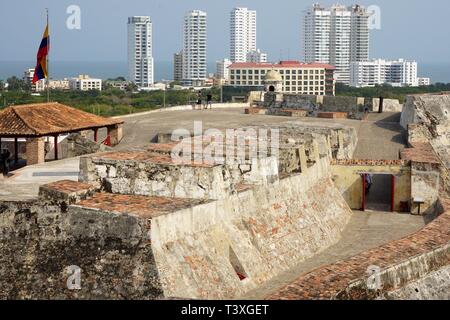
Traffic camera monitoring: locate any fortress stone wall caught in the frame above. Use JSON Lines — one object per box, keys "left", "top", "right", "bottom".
{"left": 0, "top": 124, "right": 354, "bottom": 299}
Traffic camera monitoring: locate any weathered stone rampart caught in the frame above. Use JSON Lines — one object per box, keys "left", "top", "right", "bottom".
{"left": 266, "top": 198, "right": 450, "bottom": 300}
{"left": 400, "top": 93, "right": 450, "bottom": 196}
{"left": 0, "top": 128, "right": 354, "bottom": 299}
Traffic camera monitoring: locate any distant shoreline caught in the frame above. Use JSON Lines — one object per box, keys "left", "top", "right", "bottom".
{"left": 0, "top": 60, "right": 214, "bottom": 82}
{"left": 1, "top": 60, "right": 449, "bottom": 83}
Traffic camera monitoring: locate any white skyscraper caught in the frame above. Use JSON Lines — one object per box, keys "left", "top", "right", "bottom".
{"left": 302, "top": 4, "right": 370, "bottom": 84}
{"left": 182, "top": 10, "right": 207, "bottom": 86}
{"left": 128, "top": 16, "right": 154, "bottom": 87}
{"left": 230, "top": 7, "right": 256, "bottom": 63}
{"left": 302, "top": 4, "right": 331, "bottom": 64}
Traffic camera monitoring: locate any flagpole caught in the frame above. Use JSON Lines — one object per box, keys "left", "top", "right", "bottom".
{"left": 46, "top": 8, "right": 50, "bottom": 103}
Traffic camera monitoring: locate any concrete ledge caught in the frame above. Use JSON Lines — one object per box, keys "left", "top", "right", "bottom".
{"left": 268, "top": 109, "right": 308, "bottom": 118}
{"left": 113, "top": 103, "right": 250, "bottom": 119}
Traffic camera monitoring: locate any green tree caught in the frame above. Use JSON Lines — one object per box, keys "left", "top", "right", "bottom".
{"left": 126, "top": 82, "right": 138, "bottom": 93}
{"left": 6, "top": 76, "right": 30, "bottom": 91}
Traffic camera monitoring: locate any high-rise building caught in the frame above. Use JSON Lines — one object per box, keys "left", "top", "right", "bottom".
{"left": 350, "top": 59, "right": 418, "bottom": 87}
{"left": 246, "top": 49, "right": 268, "bottom": 63}
{"left": 350, "top": 5, "right": 370, "bottom": 64}
{"left": 230, "top": 7, "right": 256, "bottom": 63}
{"left": 302, "top": 4, "right": 370, "bottom": 84}
{"left": 216, "top": 58, "right": 232, "bottom": 81}
{"left": 182, "top": 10, "right": 207, "bottom": 86}
{"left": 127, "top": 16, "right": 154, "bottom": 87}
{"left": 302, "top": 4, "right": 331, "bottom": 65}
{"left": 173, "top": 51, "right": 183, "bottom": 82}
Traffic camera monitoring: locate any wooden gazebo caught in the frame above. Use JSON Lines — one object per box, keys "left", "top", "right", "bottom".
{"left": 0, "top": 102, "right": 124, "bottom": 165}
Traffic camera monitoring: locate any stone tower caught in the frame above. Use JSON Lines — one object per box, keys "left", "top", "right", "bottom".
{"left": 264, "top": 70, "right": 283, "bottom": 93}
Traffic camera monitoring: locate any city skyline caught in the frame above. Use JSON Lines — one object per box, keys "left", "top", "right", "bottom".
{"left": 1, "top": 0, "right": 450, "bottom": 65}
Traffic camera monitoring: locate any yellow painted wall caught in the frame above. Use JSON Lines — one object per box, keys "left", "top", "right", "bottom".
{"left": 331, "top": 164, "right": 411, "bottom": 211}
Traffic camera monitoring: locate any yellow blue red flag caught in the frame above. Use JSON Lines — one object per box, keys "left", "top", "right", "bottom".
{"left": 32, "top": 25, "right": 49, "bottom": 84}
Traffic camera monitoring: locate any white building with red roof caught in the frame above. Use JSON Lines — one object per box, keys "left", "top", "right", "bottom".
{"left": 228, "top": 60, "right": 336, "bottom": 96}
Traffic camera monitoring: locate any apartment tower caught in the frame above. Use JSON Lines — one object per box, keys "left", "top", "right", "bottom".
{"left": 302, "top": 4, "right": 370, "bottom": 84}
{"left": 182, "top": 10, "right": 207, "bottom": 86}
{"left": 230, "top": 7, "right": 257, "bottom": 63}
{"left": 127, "top": 16, "right": 154, "bottom": 87}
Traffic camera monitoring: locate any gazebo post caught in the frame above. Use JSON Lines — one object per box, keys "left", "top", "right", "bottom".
{"left": 94, "top": 129, "right": 98, "bottom": 143}
{"left": 54, "top": 135, "right": 58, "bottom": 160}
{"left": 14, "top": 137, "right": 18, "bottom": 164}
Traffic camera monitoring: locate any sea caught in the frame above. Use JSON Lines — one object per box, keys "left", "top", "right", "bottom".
{"left": 0, "top": 60, "right": 450, "bottom": 83}
{"left": 0, "top": 61, "right": 216, "bottom": 82}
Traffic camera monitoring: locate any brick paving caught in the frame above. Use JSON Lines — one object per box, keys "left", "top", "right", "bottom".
{"left": 401, "top": 142, "right": 441, "bottom": 164}
{"left": 76, "top": 193, "right": 208, "bottom": 218}
{"left": 331, "top": 159, "right": 408, "bottom": 166}
{"left": 41, "top": 180, "right": 94, "bottom": 194}
{"left": 94, "top": 151, "right": 215, "bottom": 168}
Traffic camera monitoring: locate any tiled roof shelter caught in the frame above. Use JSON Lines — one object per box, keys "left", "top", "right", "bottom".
{"left": 0, "top": 102, "right": 124, "bottom": 165}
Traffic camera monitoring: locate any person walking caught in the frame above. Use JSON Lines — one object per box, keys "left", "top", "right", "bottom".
{"left": 196, "top": 91, "right": 202, "bottom": 110}
{"left": 0, "top": 151, "right": 4, "bottom": 176}
{"left": 365, "top": 174, "right": 373, "bottom": 194}
{"left": 1, "top": 149, "right": 11, "bottom": 177}
{"left": 206, "top": 94, "right": 213, "bottom": 109}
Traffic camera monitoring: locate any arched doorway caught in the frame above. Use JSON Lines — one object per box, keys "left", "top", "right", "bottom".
{"left": 269, "top": 85, "right": 275, "bottom": 92}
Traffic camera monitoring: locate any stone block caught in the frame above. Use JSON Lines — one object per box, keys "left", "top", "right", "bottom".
{"left": 39, "top": 180, "right": 96, "bottom": 205}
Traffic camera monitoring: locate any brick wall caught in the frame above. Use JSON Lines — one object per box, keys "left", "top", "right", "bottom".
{"left": 25, "top": 137, "right": 45, "bottom": 165}
{"left": 108, "top": 124, "right": 123, "bottom": 146}
{"left": 331, "top": 159, "right": 409, "bottom": 166}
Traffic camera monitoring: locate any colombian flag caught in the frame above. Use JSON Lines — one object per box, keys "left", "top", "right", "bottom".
{"left": 32, "top": 25, "right": 50, "bottom": 84}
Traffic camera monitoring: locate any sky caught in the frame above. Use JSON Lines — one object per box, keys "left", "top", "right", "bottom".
{"left": 0, "top": 0, "right": 449, "bottom": 64}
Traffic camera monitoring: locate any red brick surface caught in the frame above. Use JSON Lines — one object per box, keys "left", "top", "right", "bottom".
{"left": 266, "top": 210, "right": 450, "bottom": 300}
{"left": 94, "top": 151, "right": 215, "bottom": 168}
{"left": 77, "top": 193, "right": 208, "bottom": 218}
{"left": 41, "top": 180, "right": 94, "bottom": 194}
{"left": 245, "top": 107, "right": 267, "bottom": 115}
{"left": 331, "top": 159, "right": 409, "bottom": 166}
{"left": 0, "top": 102, "right": 123, "bottom": 137}
{"left": 317, "top": 112, "right": 348, "bottom": 119}
{"left": 401, "top": 142, "right": 441, "bottom": 164}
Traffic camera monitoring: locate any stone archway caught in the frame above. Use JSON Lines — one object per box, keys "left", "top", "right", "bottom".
{"left": 269, "top": 85, "right": 275, "bottom": 92}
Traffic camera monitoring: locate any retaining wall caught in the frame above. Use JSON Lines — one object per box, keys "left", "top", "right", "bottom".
{"left": 267, "top": 198, "right": 450, "bottom": 300}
